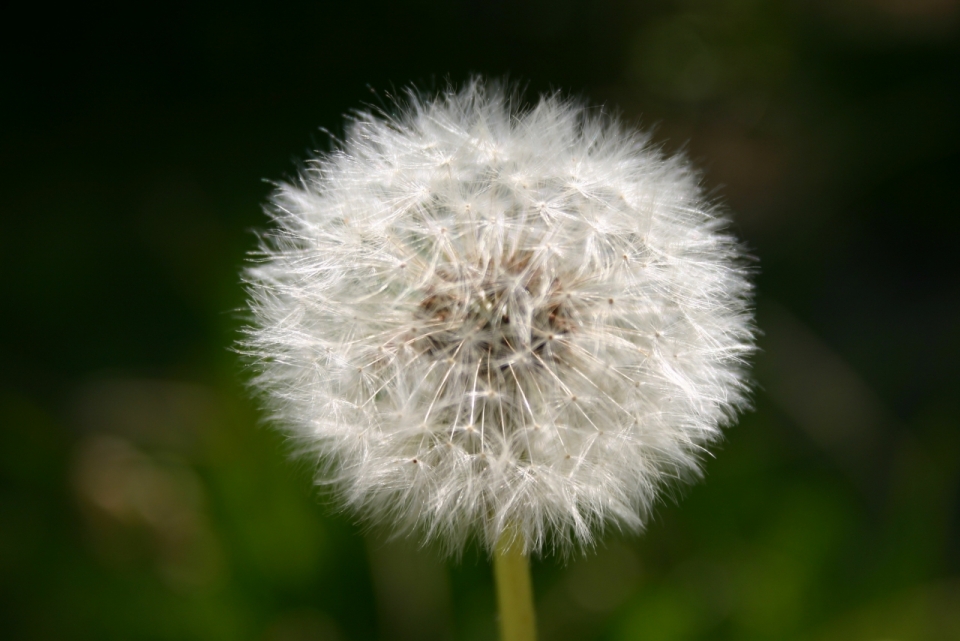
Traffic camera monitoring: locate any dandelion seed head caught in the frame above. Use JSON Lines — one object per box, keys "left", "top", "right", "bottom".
{"left": 243, "top": 79, "right": 755, "bottom": 555}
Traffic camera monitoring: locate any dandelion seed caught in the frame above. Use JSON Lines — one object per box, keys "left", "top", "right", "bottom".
{"left": 242, "top": 79, "right": 755, "bottom": 557}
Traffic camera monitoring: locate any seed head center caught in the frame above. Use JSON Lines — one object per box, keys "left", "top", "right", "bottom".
{"left": 415, "top": 252, "right": 575, "bottom": 372}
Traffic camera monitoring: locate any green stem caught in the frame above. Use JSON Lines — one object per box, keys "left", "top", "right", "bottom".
{"left": 493, "top": 527, "right": 537, "bottom": 641}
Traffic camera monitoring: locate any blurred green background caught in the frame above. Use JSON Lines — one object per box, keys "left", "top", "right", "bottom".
{"left": 2, "top": 1, "right": 958, "bottom": 640}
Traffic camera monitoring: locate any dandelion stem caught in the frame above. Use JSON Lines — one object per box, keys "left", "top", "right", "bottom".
{"left": 494, "top": 527, "right": 537, "bottom": 641}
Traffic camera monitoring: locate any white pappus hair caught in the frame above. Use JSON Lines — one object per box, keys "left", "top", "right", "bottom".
{"left": 243, "top": 79, "right": 755, "bottom": 556}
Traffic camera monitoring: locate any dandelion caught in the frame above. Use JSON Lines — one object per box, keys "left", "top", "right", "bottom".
{"left": 243, "top": 79, "right": 754, "bottom": 640}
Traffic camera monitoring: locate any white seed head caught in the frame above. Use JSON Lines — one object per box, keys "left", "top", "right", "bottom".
{"left": 243, "top": 80, "right": 755, "bottom": 556}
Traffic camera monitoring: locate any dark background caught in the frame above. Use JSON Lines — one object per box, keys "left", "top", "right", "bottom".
{"left": 2, "top": 1, "right": 958, "bottom": 640}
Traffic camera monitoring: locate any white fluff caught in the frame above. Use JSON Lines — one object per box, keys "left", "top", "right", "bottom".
{"left": 243, "top": 80, "right": 755, "bottom": 556}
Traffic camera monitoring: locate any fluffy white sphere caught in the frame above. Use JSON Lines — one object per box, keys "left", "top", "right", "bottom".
{"left": 243, "top": 80, "right": 755, "bottom": 555}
